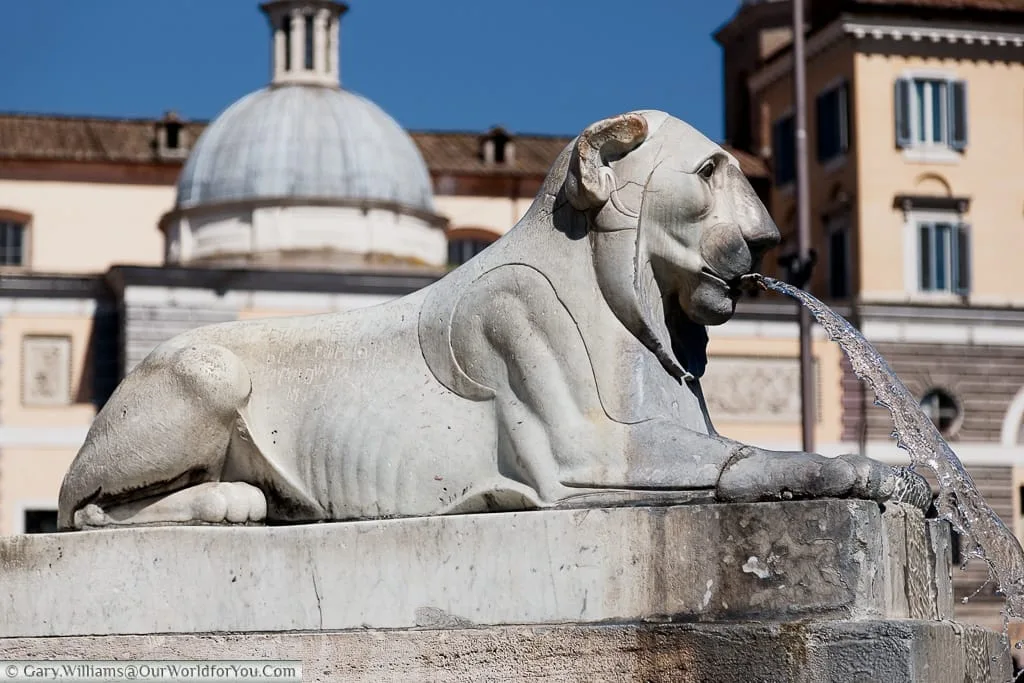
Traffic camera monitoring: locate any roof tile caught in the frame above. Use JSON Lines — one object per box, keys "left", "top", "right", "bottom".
{"left": 0, "top": 112, "right": 768, "bottom": 179}
{"left": 854, "top": 0, "right": 1024, "bottom": 9}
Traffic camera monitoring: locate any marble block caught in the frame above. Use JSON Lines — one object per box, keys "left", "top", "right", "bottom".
{"left": 0, "top": 500, "right": 950, "bottom": 638}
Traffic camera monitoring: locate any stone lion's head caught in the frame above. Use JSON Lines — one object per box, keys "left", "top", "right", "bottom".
{"left": 553, "top": 110, "right": 780, "bottom": 378}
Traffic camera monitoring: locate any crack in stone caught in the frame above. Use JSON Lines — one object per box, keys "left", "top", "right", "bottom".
{"left": 311, "top": 569, "right": 324, "bottom": 629}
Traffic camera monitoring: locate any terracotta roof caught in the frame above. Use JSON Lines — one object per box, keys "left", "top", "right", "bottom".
{"left": 411, "top": 131, "right": 768, "bottom": 179}
{"left": 410, "top": 130, "right": 570, "bottom": 176}
{"left": 0, "top": 113, "right": 206, "bottom": 163}
{"left": 808, "top": 0, "right": 1024, "bottom": 26}
{"left": 854, "top": 0, "right": 1024, "bottom": 9}
{"left": 0, "top": 112, "right": 768, "bottom": 179}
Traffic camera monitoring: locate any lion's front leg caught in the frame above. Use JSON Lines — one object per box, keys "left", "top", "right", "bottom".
{"left": 715, "top": 445, "right": 932, "bottom": 510}
{"left": 451, "top": 266, "right": 750, "bottom": 499}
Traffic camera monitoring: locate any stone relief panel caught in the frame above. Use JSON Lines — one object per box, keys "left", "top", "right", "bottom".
{"left": 22, "top": 335, "right": 72, "bottom": 406}
{"left": 702, "top": 356, "right": 820, "bottom": 422}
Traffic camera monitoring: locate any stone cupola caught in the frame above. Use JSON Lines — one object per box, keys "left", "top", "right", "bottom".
{"left": 159, "top": 1, "right": 446, "bottom": 271}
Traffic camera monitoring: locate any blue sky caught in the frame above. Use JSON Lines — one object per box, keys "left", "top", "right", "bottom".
{"left": 0, "top": 0, "right": 741, "bottom": 139}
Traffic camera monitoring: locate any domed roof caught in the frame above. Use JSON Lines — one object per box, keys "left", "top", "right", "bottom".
{"left": 176, "top": 85, "right": 435, "bottom": 213}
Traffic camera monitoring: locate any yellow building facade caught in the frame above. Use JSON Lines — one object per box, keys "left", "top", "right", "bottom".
{"left": 717, "top": 0, "right": 1024, "bottom": 629}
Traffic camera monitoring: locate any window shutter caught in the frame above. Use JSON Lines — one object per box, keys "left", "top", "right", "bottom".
{"left": 839, "top": 81, "right": 850, "bottom": 155}
{"left": 895, "top": 78, "right": 912, "bottom": 149}
{"left": 815, "top": 92, "right": 828, "bottom": 162}
{"left": 773, "top": 118, "right": 795, "bottom": 184}
{"left": 949, "top": 80, "right": 968, "bottom": 152}
{"left": 772, "top": 119, "right": 784, "bottom": 180}
{"left": 954, "top": 223, "right": 971, "bottom": 294}
{"left": 815, "top": 84, "right": 849, "bottom": 163}
{"left": 918, "top": 224, "right": 932, "bottom": 290}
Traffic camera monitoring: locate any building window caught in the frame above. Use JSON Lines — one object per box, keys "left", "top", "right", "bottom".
{"left": 448, "top": 238, "right": 494, "bottom": 266}
{"left": 0, "top": 219, "right": 25, "bottom": 266}
{"left": 920, "top": 388, "right": 962, "bottom": 436}
{"left": 304, "top": 14, "right": 315, "bottom": 70}
{"left": 23, "top": 509, "right": 58, "bottom": 534}
{"left": 771, "top": 114, "right": 795, "bottom": 186}
{"left": 895, "top": 77, "right": 967, "bottom": 152}
{"left": 917, "top": 221, "right": 969, "bottom": 294}
{"left": 825, "top": 211, "right": 850, "bottom": 299}
{"left": 816, "top": 81, "right": 849, "bottom": 164}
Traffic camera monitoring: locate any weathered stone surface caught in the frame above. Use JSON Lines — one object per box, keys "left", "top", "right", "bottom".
{"left": 928, "top": 517, "right": 957, "bottom": 619}
{"left": 883, "top": 503, "right": 951, "bottom": 620}
{"left": 0, "top": 621, "right": 1009, "bottom": 683}
{"left": 0, "top": 501, "right": 945, "bottom": 638}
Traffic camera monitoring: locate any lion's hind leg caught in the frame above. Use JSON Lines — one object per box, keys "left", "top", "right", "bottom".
{"left": 74, "top": 482, "right": 267, "bottom": 528}
{"left": 57, "top": 341, "right": 267, "bottom": 529}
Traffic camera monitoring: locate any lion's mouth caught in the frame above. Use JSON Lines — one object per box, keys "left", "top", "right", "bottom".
{"left": 700, "top": 267, "right": 745, "bottom": 297}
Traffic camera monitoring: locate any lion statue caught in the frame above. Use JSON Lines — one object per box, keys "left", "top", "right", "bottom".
{"left": 57, "top": 110, "right": 929, "bottom": 529}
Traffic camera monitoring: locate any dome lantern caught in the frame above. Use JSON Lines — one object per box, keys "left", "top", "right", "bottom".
{"left": 260, "top": 1, "right": 348, "bottom": 88}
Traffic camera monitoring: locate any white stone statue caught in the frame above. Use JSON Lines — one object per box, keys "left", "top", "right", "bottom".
{"left": 57, "top": 111, "right": 929, "bottom": 529}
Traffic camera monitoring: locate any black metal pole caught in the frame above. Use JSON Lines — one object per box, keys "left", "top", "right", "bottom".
{"left": 793, "top": 0, "right": 816, "bottom": 453}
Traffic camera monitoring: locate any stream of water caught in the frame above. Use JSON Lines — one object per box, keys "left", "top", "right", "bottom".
{"left": 754, "top": 275, "right": 1024, "bottom": 624}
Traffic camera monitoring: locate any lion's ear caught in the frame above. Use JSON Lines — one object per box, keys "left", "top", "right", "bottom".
{"left": 565, "top": 113, "right": 648, "bottom": 211}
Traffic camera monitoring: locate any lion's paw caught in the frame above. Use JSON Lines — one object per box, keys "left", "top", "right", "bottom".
{"left": 71, "top": 482, "right": 268, "bottom": 529}
{"left": 717, "top": 447, "right": 932, "bottom": 511}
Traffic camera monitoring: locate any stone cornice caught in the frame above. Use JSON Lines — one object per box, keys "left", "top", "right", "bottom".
{"left": 857, "top": 302, "right": 1024, "bottom": 326}
{"left": 749, "top": 17, "right": 1024, "bottom": 93}
{"left": 159, "top": 195, "right": 450, "bottom": 233}
{"left": 0, "top": 272, "right": 108, "bottom": 299}
{"left": 843, "top": 19, "right": 1024, "bottom": 47}
{"left": 105, "top": 264, "right": 442, "bottom": 298}
{"left": 893, "top": 194, "right": 970, "bottom": 213}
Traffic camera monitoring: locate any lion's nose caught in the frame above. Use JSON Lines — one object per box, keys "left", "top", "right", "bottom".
{"left": 726, "top": 165, "right": 779, "bottom": 264}
{"left": 744, "top": 215, "right": 780, "bottom": 263}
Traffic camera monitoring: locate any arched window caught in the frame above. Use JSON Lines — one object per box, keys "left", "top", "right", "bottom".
{"left": 448, "top": 239, "right": 492, "bottom": 266}
{"left": 0, "top": 209, "right": 30, "bottom": 267}
{"left": 1001, "top": 387, "right": 1024, "bottom": 446}
{"left": 447, "top": 228, "right": 500, "bottom": 266}
{"left": 920, "top": 387, "right": 962, "bottom": 436}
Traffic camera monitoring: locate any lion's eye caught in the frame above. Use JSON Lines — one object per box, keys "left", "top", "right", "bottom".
{"left": 697, "top": 159, "right": 716, "bottom": 181}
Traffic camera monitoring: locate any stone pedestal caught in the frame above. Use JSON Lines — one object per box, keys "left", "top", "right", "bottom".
{"left": 0, "top": 500, "right": 1011, "bottom": 682}
{"left": 0, "top": 622, "right": 1006, "bottom": 683}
